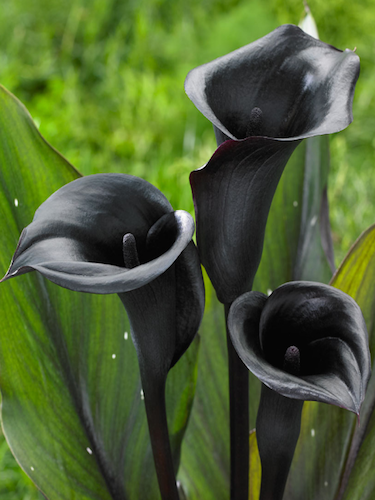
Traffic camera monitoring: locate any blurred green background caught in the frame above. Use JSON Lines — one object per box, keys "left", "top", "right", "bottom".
{"left": 0, "top": 0, "right": 374, "bottom": 497}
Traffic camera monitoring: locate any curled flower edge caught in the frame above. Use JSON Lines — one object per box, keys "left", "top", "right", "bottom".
{"left": 2, "top": 210, "right": 196, "bottom": 295}
{"left": 228, "top": 284, "right": 371, "bottom": 415}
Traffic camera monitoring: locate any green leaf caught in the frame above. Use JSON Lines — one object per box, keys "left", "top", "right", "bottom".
{"left": 179, "top": 135, "right": 333, "bottom": 498}
{"left": 330, "top": 224, "right": 375, "bottom": 331}
{"left": 0, "top": 85, "right": 199, "bottom": 500}
{"left": 331, "top": 224, "right": 375, "bottom": 500}
{"left": 254, "top": 135, "right": 334, "bottom": 290}
{"left": 285, "top": 399, "right": 353, "bottom": 500}
{"left": 0, "top": 425, "right": 43, "bottom": 500}
{"left": 178, "top": 278, "right": 229, "bottom": 498}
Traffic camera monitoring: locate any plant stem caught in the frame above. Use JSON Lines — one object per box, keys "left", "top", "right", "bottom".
{"left": 225, "top": 303, "right": 249, "bottom": 500}
{"left": 142, "top": 373, "right": 180, "bottom": 500}
{"left": 256, "top": 383, "right": 303, "bottom": 500}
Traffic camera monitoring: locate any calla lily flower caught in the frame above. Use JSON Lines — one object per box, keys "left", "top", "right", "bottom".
{"left": 2, "top": 173, "right": 205, "bottom": 500}
{"left": 228, "top": 281, "right": 370, "bottom": 411}
{"left": 228, "top": 281, "right": 371, "bottom": 500}
{"left": 186, "top": 24, "right": 360, "bottom": 304}
{"left": 2, "top": 173, "right": 205, "bottom": 372}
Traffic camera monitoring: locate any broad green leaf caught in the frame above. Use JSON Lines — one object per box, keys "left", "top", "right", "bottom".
{"left": 0, "top": 85, "right": 199, "bottom": 500}
{"left": 179, "top": 135, "right": 333, "bottom": 498}
{"left": 178, "top": 276, "right": 229, "bottom": 499}
{"left": 331, "top": 224, "right": 375, "bottom": 500}
{"left": 331, "top": 224, "right": 375, "bottom": 332}
{"left": 286, "top": 400, "right": 353, "bottom": 499}
{"left": 254, "top": 135, "right": 334, "bottom": 291}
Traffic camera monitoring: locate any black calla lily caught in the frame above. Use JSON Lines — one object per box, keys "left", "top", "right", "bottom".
{"left": 186, "top": 24, "right": 359, "bottom": 303}
{"left": 228, "top": 281, "right": 371, "bottom": 500}
{"left": 2, "top": 173, "right": 205, "bottom": 500}
{"left": 185, "top": 24, "right": 358, "bottom": 143}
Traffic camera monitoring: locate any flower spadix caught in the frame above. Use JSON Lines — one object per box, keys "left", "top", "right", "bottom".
{"left": 228, "top": 281, "right": 370, "bottom": 413}
{"left": 186, "top": 25, "right": 360, "bottom": 303}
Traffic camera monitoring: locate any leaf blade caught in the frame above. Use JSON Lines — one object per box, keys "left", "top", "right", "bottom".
{"left": 330, "top": 224, "right": 375, "bottom": 500}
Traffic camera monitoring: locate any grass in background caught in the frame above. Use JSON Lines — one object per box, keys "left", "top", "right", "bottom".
{"left": 274, "top": 0, "right": 375, "bottom": 262}
{"left": 0, "top": 0, "right": 374, "bottom": 497}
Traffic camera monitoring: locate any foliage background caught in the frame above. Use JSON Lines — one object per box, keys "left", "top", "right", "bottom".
{"left": 0, "top": 0, "right": 374, "bottom": 497}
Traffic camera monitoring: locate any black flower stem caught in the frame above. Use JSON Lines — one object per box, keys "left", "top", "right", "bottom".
{"left": 256, "top": 383, "right": 304, "bottom": 500}
{"left": 224, "top": 303, "right": 249, "bottom": 500}
{"left": 141, "top": 372, "right": 180, "bottom": 500}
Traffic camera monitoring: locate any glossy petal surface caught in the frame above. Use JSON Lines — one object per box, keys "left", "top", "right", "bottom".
{"left": 190, "top": 137, "right": 299, "bottom": 303}
{"left": 228, "top": 282, "right": 371, "bottom": 414}
{"left": 119, "top": 240, "right": 205, "bottom": 376}
{"left": 185, "top": 24, "right": 359, "bottom": 141}
{"left": 2, "top": 174, "right": 195, "bottom": 294}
